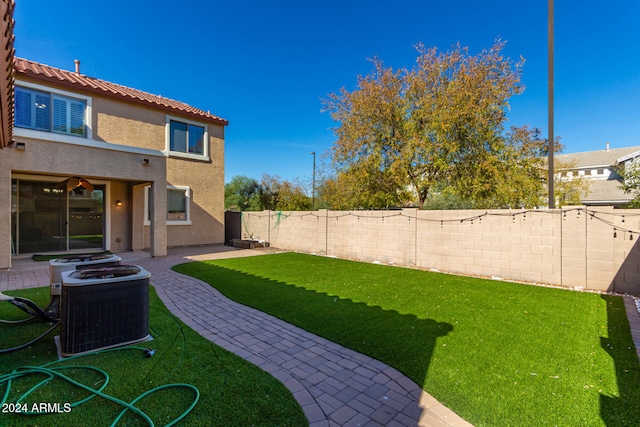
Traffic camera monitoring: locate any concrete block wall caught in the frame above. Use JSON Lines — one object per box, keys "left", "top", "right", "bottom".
{"left": 415, "top": 209, "right": 563, "bottom": 286}
{"left": 611, "top": 209, "right": 640, "bottom": 295}
{"left": 240, "top": 207, "right": 640, "bottom": 295}
{"left": 325, "top": 210, "right": 417, "bottom": 265}
{"left": 271, "top": 211, "right": 326, "bottom": 254}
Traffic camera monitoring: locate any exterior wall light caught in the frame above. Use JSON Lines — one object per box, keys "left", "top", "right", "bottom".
{"left": 115, "top": 200, "right": 123, "bottom": 207}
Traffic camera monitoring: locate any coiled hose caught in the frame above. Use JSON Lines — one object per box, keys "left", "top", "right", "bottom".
{"left": 0, "top": 346, "right": 199, "bottom": 426}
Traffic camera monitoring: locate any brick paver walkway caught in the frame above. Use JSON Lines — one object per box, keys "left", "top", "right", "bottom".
{"left": 140, "top": 251, "right": 457, "bottom": 426}
{"left": 17, "top": 246, "right": 640, "bottom": 425}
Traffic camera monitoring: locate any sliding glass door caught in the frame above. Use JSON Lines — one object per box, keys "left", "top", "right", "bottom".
{"left": 11, "top": 179, "right": 105, "bottom": 254}
{"left": 68, "top": 185, "right": 104, "bottom": 250}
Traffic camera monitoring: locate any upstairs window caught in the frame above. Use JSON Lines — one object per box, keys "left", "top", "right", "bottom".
{"left": 15, "top": 86, "right": 87, "bottom": 137}
{"left": 170, "top": 120, "right": 204, "bottom": 155}
{"left": 167, "top": 116, "right": 208, "bottom": 160}
{"left": 15, "top": 87, "right": 50, "bottom": 131}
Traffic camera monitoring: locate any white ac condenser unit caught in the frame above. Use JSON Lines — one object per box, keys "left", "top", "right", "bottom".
{"left": 49, "top": 253, "right": 122, "bottom": 297}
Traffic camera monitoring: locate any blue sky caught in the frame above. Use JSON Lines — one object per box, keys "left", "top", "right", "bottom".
{"left": 14, "top": 0, "right": 640, "bottom": 184}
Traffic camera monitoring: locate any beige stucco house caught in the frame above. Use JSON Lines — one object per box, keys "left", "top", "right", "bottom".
{"left": 0, "top": 55, "right": 228, "bottom": 269}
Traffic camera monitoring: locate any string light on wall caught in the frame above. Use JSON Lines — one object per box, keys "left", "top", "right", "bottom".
{"left": 239, "top": 208, "right": 640, "bottom": 250}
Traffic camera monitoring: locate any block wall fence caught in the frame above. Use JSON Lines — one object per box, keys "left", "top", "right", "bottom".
{"left": 239, "top": 207, "right": 640, "bottom": 295}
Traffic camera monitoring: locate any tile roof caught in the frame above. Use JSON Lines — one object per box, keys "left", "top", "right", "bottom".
{"left": 14, "top": 57, "right": 228, "bottom": 126}
{"left": 0, "top": 0, "right": 15, "bottom": 148}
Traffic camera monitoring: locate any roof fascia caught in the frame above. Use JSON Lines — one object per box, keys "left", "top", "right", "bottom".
{"left": 0, "top": 0, "right": 15, "bottom": 148}
{"left": 16, "top": 70, "right": 229, "bottom": 127}
{"left": 616, "top": 150, "right": 640, "bottom": 165}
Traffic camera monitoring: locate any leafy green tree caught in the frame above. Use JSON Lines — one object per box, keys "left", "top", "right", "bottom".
{"left": 554, "top": 159, "right": 591, "bottom": 207}
{"left": 224, "top": 175, "right": 260, "bottom": 211}
{"left": 277, "top": 179, "right": 313, "bottom": 211}
{"left": 617, "top": 161, "right": 640, "bottom": 207}
{"left": 256, "top": 174, "right": 279, "bottom": 211}
{"left": 323, "top": 40, "right": 541, "bottom": 209}
{"left": 258, "top": 174, "right": 312, "bottom": 211}
{"left": 319, "top": 159, "right": 411, "bottom": 209}
{"left": 422, "top": 183, "right": 475, "bottom": 210}
{"left": 422, "top": 127, "right": 578, "bottom": 209}
{"left": 465, "top": 125, "right": 555, "bottom": 208}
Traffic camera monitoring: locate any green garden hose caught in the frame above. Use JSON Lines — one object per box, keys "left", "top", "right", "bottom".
{"left": 0, "top": 321, "right": 59, "bottom": 353}
{"left": 0, "top": 346, "right": 199, "bottom": 426}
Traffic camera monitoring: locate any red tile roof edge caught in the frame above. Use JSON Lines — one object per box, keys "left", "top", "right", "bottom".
{"left": 0, "top": 0, "right": 15, "bottom": 148}
{"left": 14, "top": 57, "right": 229, "bottom": 126}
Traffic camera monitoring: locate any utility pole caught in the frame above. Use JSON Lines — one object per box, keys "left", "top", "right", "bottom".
{"left": 548, "top": 0, "right": 555, "bottom": 208}
{"left": 311, "top": 151, "right": 316, "bottom": 210}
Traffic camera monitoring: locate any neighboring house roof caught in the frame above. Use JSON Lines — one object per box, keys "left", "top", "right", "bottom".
{"left": 14, "top": 57, "right": 229, "bottom": 126}
{"left": 555, "top": 146, "right": 640, "bottom": 168}
{"left": 555, "top": 145, "right": 640, "bottom": 206}
{"left": 0, "top": 0, "right": 15, "bottom": 149}
{"left": 580, "top": 178, "right": 630, "bottom": 205}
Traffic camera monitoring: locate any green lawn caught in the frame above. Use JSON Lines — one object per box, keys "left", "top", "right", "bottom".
{"left": 173, "top": 252, "right": 640, "bottom": 426}
{"left": 0, "top": 286, "right": 306, "bottom": 426}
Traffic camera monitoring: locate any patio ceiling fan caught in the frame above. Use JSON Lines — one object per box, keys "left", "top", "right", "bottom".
{"left": 56, "top": 177, "right": 94, "bottom": 193}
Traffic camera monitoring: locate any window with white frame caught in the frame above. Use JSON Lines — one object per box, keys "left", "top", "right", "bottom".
{"left": 15, "top": 86, "right": 87, "bottom": 137}
{"left": 166, "top": 116, "right": 208, "bottom": 160}
{"left": 167, "top": 188, "right": 188, "bottom": 221}
{"left": 144, "top": 185, "right": 191, "bottom": 225}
